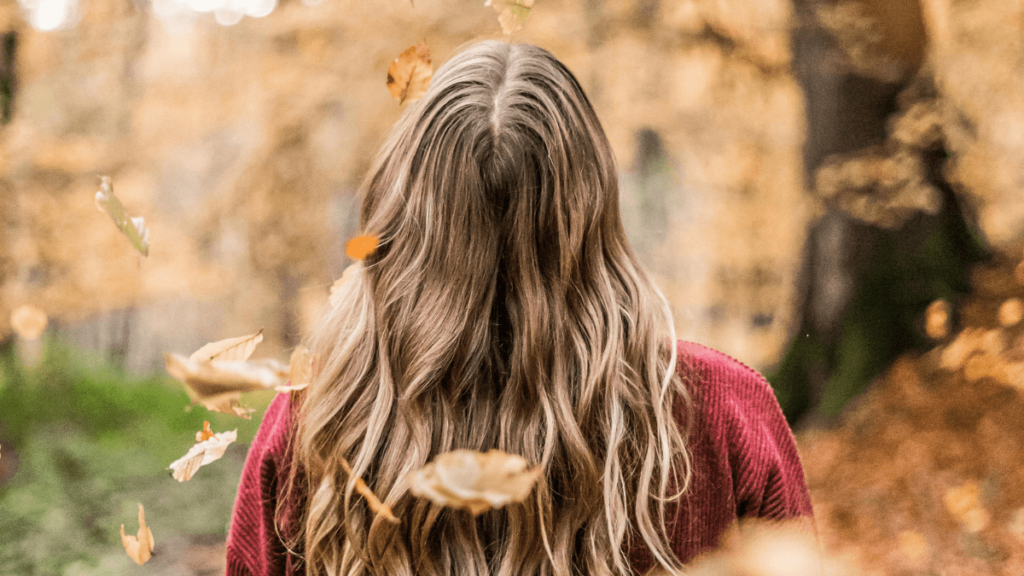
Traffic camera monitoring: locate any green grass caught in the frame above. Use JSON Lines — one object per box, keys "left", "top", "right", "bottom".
{"left": 0, "top": 340, "right": 275, "bottom": 576}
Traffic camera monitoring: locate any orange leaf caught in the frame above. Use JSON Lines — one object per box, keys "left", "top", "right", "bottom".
{"left": 386, "top": 43, "right": 432, "bottom": 105}
{"left": 196, "top": 421, "right": 215, "bottom": 442}
{"left": 120, "top": 503, "right": 155, "bottom": 565}
{"left": 339, "top": 458, "right": 400, "bottom": 524}
{"left": 346, "top": 235, "right": 379, "bottom": 261}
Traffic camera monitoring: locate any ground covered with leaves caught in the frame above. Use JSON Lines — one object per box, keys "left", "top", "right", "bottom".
{"left": 800, "top": 249, "right": 1024, "bottom": 575}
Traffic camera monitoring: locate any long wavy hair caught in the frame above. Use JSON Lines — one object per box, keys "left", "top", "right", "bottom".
{"left": 289, "top": 40, "right": 695, "bottom": 576}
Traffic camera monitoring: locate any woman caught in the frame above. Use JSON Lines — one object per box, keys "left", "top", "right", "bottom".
{"left": 225, "top": 41, "right": 813, "bottom": 576}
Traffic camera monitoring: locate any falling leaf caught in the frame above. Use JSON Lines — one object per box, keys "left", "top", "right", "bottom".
{"left": 924, "top": 299, "right": 950, "bottom": 339}
{"left": 386, "top": 43, "right": 432, "bottom": 105}
{"left": 346, "top": 234, "right": 380, "bottom": 260}
{"left": 95, "top": 176, "right": 150, "bottom": 257}
{"left": 339, "top": 458, "right": 400, "bottom": 523}
{"left": 168, "top": 421, "right": 238, "bottom": 482}
{"left": 120, "top": 503, "right": 155, "bottom": 566}
{"left": 10, "top": 304, "right": 48, "bottom": 340}
{"left": 189, "top": 329, "right": 264, "bottom": 363}
{"left": 164, "top": 353, "right": 287, "bottom": 417}
{"left": 999, "top": 298, "right": 1024, "bottom": 327}
{"left": 276, "top": 346, "right": 314, "bottom": 392}
{"left": 408, "top": 449, "right": 542, "bottom": 515}
{"left": 486, "top": 0, "right": 535, "bottom": 35}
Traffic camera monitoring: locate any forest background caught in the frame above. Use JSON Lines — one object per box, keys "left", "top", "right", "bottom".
{"left": 2, "top": 0, "right": 1024, "bottom": 574}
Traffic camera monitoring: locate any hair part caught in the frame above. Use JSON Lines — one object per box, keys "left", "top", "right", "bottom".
{"left": 286, "top": 40, "right": 694, "bottom": 576}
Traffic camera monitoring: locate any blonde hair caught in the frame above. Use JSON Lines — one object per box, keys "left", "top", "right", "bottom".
{"left": 289, "top": 40, "right": 694, "bottom": 576}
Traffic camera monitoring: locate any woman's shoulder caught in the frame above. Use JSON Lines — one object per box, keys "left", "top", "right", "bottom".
{"left": 674, "top": 340, "right": 813, "bottom": 517}
{"left": 675, "top": 340, "right": 780, "bottom": 412}
{"left": 673, "top": 340, "right": 796, "bottom": 459}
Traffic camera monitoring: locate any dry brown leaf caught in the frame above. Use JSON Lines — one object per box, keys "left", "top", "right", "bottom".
{"left": 339, "top": 458, "right": 400, "bottom": 523}
{"left": 408, "top": 449, "right": 542, "bottom": 515}
{"left": 165, "top": 353, "right": 287, "bottom": 416}
{"left": 386, "top": 44, "right": 432, "bottom": 105}
{"left": 169, "top": 422, "right": 238, "bottom": 482}
{"left": 999, "top": 298, "right": 1024, "bottom": 327}
{"left": 276, "top": 346, "right": 314, "bottom": 392}
{"left": 924, "top": 299, "right": 950, "bottom": 339}
{"left": 1015, "top": 260, "right": 1024, "bottom": 286}
{"left": 120, "top": 503, "right": 155, "bottom": 566}
{"left": 10, "top": 304, "right": 48, "bottom": 340}
{"left": 189, "top": 329, "right": 264, "bottom": 363}
{"left": 486, "top": 0, "right": 535, "bottom": 35}
{"left": 95, "top": 176, "right": 150, "bottom": 257}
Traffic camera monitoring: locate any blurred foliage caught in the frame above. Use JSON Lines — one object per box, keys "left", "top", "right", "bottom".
{"left": 799, "top": 251, "right": 1024, "bottom": 574}
{"left": 0, "top": 340, "right": 272, "bottom": 575}
{"left": 769, "top": 185, "right": 990, "bottom": 425}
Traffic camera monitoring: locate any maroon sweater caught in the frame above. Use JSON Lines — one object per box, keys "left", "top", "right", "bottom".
{"left": 224, "top": 341, "right": 814, "bottom": 576}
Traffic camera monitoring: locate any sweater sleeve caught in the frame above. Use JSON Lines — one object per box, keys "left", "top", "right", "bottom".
{"left": 705, "top": 346, "right": 814, "bottom": 521}
{"left": 225, "top": 393, "right": 296, "bottom": 576}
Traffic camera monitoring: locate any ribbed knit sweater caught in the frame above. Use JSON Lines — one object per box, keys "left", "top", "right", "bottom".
{"left": 224, "top": 340, "right": 814, "bottom": 576}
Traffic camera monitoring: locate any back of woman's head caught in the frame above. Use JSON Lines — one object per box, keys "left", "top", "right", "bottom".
{"left": 295, "top": 40, "right": 693, "bottom": 576}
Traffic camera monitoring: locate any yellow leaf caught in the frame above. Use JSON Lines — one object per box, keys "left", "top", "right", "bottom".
{"left": 276, "top": 346, "right": 314, "bottom": 392}
{"left": 189, "top": 329, "right": 264, "bottom": 363}
{"left": 120, "top": 503, "right": 155, "bottom": 566}
{"left": 345, "top": 234, "right": 380, "bottom": 261}
{"left": 487, "top": 0, "right": 535, "bottom": 35}
{"left": 95, "top": 176, "right": 150, "bottom": 257}
{"left": 408, "top": 449, "right": 542, "bottom": 515}
{"left": 169, "top": 424, "right": 238, "bottom": 482}
{"left": 386, "top": 43, "right": 432, "bottom": 105}
{"left": 10, "top": 304, "right": 48, "bottom": 340}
